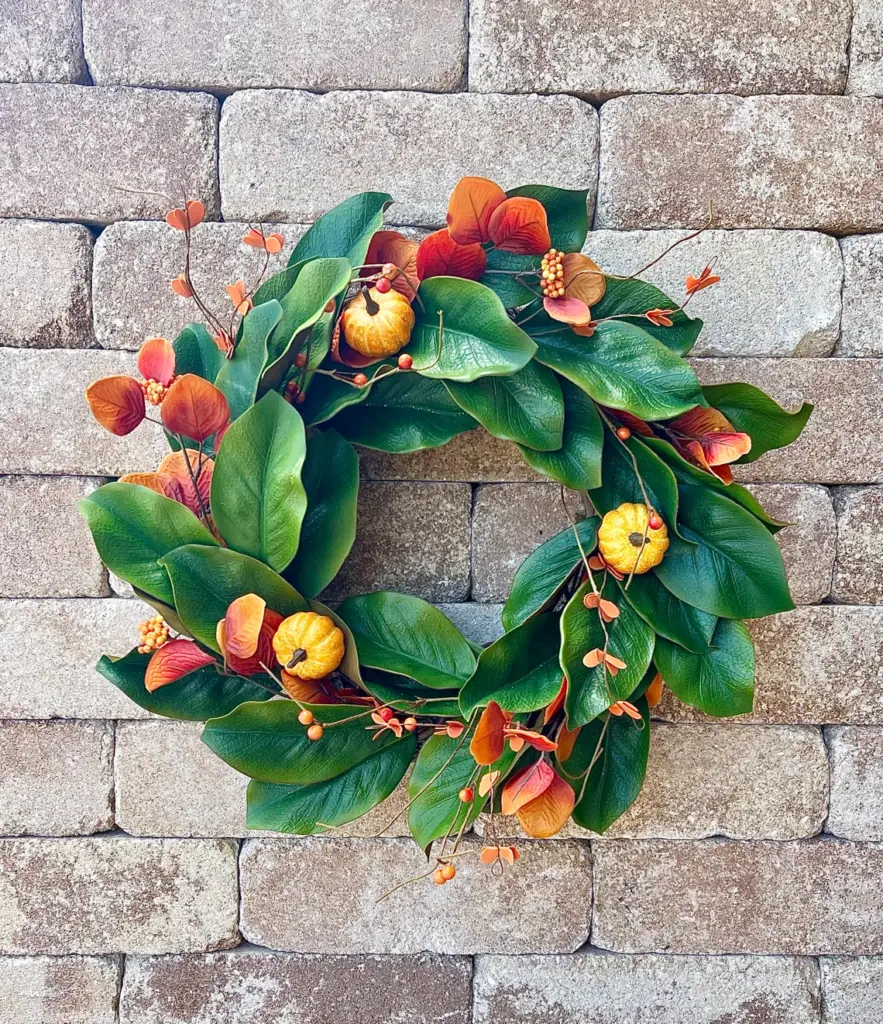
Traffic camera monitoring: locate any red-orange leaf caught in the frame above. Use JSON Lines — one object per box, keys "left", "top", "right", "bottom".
{"left": 145, "top": 638, "right": 215, "bottom": 692}
{"left": 487, "top": 196, "right": 551, "bottom": 255}
{"left": 446, "top": 176, "right": 507, "bottom": 245}
{"left": 222, "top": 593, "right": 266, "bottom": 660}
{"left": 118, "top": 471, "right": 186, "bottom": 505}
{"left": 544, "top": 676, "right": 567, "bottom": 724}
{"left": 137, "top": 336, "right": 176, "bottom": 386}
{"left": 669, "top": 406, "right": 752, "bottom": 468}
{"left": 557, "top": 724, "right": 581, "bottom": 762}
{"left": 157, "top": 449, "right": 214, "bottom": 515}
{"left": 501, "top": 761, "right": 555, "bottom": 816}
{"left": 645, "top": 672, "right": 664, "bottom": 707}
{"left": 470, "top": 700, "right": 506, "bottom": 766}
{"left": 505, "top": 727, "right": 558, "bottom": 752}
{"left": 166, "top": 200, "right": 205, "bottom": 231}
{"left": 161, "top": 373, "right": 230, "bottom": 442}
{"left": 516, "top": 770, "right": 575, "bottom": 838}
{"left": 416, "top": 229, "right": 487, "bottom": 281}
{"left": 543, "top": 296, "right": 591, "bottom": 326}
{"left": 480, "top": 845, "right": 520, "bottom": 865}
{"left": 218, "top": 608, "right": 284, "bottom": 676}
{"left": 365, "top": 230, "right": 420, "bottom": 298}
{"left": 85, "top": 375, "right": 145, "bottom": 436}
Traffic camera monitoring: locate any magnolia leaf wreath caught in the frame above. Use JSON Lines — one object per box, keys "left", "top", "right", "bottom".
{"left": 82, "top": 179, "right": 811, "bottom": 892}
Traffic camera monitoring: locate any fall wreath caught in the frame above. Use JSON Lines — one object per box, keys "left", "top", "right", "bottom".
{"left": 82, "top": 179, "right": 810, "bottom": 891}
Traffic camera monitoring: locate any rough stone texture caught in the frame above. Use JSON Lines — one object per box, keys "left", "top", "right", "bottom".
{"left": 220, "top": 90, "right": 598, "bottom": 226}
{"left": 0, "top": 0, "right": 86, "bottom": 83}
{"left": 1, "top": 221, "right": 93, "bottom": 347}
{"left": 0, "top": 599, "right": 153, "bottom": 719}
{"left": 0, "top": 85, "right": 219, "bottom": 224}
{"left": 0, "top": 954, "right": 119, "bottom": 1024}
{"left": 438, "top": 602, "right": 505, "bottom": 647}
{"left": 473, "top": 952, "right": 820, "bottom": 1024}
{"left": 832, "top": 486, "right": 883, "bottom": 603}
{"left": 821, "top": 957, "right": 883, "bottom": 1024}
{"left": 85, "top": 0, "right": 466, "bottom": 93}
{"left": 359, "top": 430, "right": 541, "bottom": 483}
{"left": 323, "top": 482, "right": 472, "bottom": 602}
{"left": 839, "top": 234, "right": 883, "bottom": 355}
{"left": 0, "top": 477, "right": 110, "bottom": 598}
{"left": 0, "top": 720, "right": 114, "bottom": 836}
{"left": 592, "top": 838, "right": 883, "bottom": 955}
{"left": 826, "top": 727, "right": 883, "bottom": 841}
{"left": 240, "top": 837, "right": 591, "bottom": 954}
{"left": 0, "top": 349, "right": 167, "bottom": 475}
{"left": 121, "top": 950, "right": 472, "bottom": 1024}
{"left": 597, "top": 96, "right": 883, "bottom": 233}
{"left": 0, "top": 837, "right": 239, "bottom": 954}
{"left": 587, "top": 229, "right": 842, "bottom": 357}
{"left": 847, "top": 0, "right": 883, "bottom": 95}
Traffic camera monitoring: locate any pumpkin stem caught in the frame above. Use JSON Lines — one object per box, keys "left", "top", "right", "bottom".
{"left": 286, "top": 648, "right": 308, "bottom": 669}
{"left": 362, "top": 286, "right": 380, "bottom": 316}
{"left": 628, "top": 531, "right": 644, "bottom": 548}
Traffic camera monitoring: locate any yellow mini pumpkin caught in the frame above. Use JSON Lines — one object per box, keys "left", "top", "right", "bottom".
{"left": 597, "top": 502, "right": 669, "bottom": 575}
{"left": 272, "top": 611, "right": 345, "bottom": 680}
{"left": 341, "top": 287, "right": 415, "bottom": 358}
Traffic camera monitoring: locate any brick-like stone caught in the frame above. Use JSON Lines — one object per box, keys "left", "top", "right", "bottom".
{"left": 0, "top": 599, "right": 153, "bottom": 719}
{"left": 0, "top": 0, "right": 86, "bottom": 84}
{"left": 323, "top": 482, "right": 471, "bottom": 602}
{"left": 598, "top": 96, "right": 883, "bottom": 233}
{"left": 593, "top": 838, "right": 883, "bottom": 954}
{"left": 0, "top": 837, "right": 239, "bottom": 954}
{"left": 437, "top": 603, "right": 505, "bottom": 647}
{"left": 832, "top": 487, "right": 883, "bottom": 603}
{"left": 821, "top": 957, "right": 883, "bottom": 1024}
{"left": 1, "top": 221, "right": 93, "bottom": 347}
{"left": 121, "top": 950, "right": 471, "bottom": 1024}
{"left": 847, "top": 0, "right": 883, "bottom": 95}
{"left": 0, "top": 955, "right": 119, "bottom": 1024}
{"left": 470, "top": 0, "right": 849, "bottom": 98}
{"left": 0, "top": 477, "right": 110, "bottom": 598}
{"left": 587, "top": 230, "right": 842, "bottom": 357}
{"left": 473, "top": 952, "right": 820, "bottom": 1024}
{"left": 0, "top": 721, "right": 114, "bottom": 836}
{"left": 220, "top": 90, "right": 597, "bottom": 226}
{"left": 240, "top": 837, "right": 591, "bottom": 954}
{"left": 85, "top": 0, "right": 466, "bottom": 93}
{"left": 839, "top": 235, "right": 883, "bottom": 355}
{"left": 826, "top": 727, "right": 883, "bottom": 841}
{"left": 0, "top": 85, "right": 218, "bottom": 224}
{"left": 0, "top": 349, "right": 166, "bottom": 475}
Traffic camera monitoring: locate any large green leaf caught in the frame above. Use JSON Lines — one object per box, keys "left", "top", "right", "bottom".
{"left": 517, "top": 376, "right": 603, "bottom": 488}
{"left": 654, "top": 485, "right": 794, "bottom": 619}
{"left": 655, "top": 618, "right": 755, "bottom": 717}
{"left": 252, "top": 261, "right": 305, "bottom": 307}
{"left": 299, "top": 371, "right": 370, "bottom": 426}
{"left": 702, "top": 382, "right": 813, "bottom": 464}
{"left": 215, "top": 300, "right": 284, "bottom": 420}
{"left": 285, "top": 430, "right": 359, "bottom": 598}
{"left": 337, "top": 592, "right": 476, "bottom": 690}
{"left": 310, "top": 599, "right": 363, "bottom": 687}
{"left": 246, "top": 734, "right": 416, "bottom": 834}
{"left": 590, "top": 277, "right": 703, "bottom": 357}
{"left": 172, "top": 323, "right": 224, "bottom": 382}
{"left": 210, "top": 392, "right": 307, "bottom": 572}
{"left": 361, "top": 668, "right": 461, "bottom": 718}
{"left": 616, "top": 572, "right": 716, "bottom": 654}
{"left": 407, "top": 277, "right": 537, "bottom": 382}
{"left": 560, "top": 581, "right": 655, "bottom": 727}
{"left": 159, "top": 544, "right": 307, "bottom": 651}
{"left": 80, "top": 483, "right": 218, "bottom": 606}
{"left": 501, "top": 517, "right": 599, "bottom": 631}
{"left": 289, "top": 192, "right": 392, "bottom": 267}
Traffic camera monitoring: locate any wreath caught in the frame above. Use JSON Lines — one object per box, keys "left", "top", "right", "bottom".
{"left": 82, "top": 178, "right": 811, "bottom": 891}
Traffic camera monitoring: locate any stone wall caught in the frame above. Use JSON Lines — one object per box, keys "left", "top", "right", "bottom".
{"left": 1, "top": 2, "right": 883, "bottom": 1021}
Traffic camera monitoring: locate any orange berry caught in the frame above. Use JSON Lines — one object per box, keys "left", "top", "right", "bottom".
{"left": 298, "top": 709, "right": 314, "bottom": 726}
{"left": 397, "top": 353, "right": 413, "bottom": 370}
{"left": 433, "top": 868, "right": 446, "bottom": 885}
{"left": 403, "top": 717, "right": 418, "bottom": 731}
{"left": 441, "top": 863, "right": 456, "bottom": 881}
{"left": 616, "top": 426, "right": 631, "bottom": 440}
{"left": 648, "top": 513, "right": 663, "bottom": 530}
{"left": 375, "top": 277, "right": 391, "bottom": 294}
{"left": 378, "top": 707, "right": 394, "bottom": 723}
{"left": 323, "top": 299, "right": 336, "bottom": 313}
{"left": 459, "top": 787, "right": 474, "bottom": 803}
{"left": 306, "top": 724, "right": 324, "bottom": 741}
{"left": 353, "top": 373, "right": 368, "bottom": 387}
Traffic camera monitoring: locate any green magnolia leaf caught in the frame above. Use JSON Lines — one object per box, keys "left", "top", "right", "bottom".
{"left": 202, "top": 701, "right": 398, "bottom": 784}
{"left": 310, "top": 599, "right": 363, "bottom": 687}
{"left": 408, "top": 277, "right": 537, "bottom": 382}
{"left": 616, "top": 572, "right": 716, "bottom": 654}
{"left": 172, "top": 323, "right": 225, "bottom": 382}
{"left": 333, "top": 372, "right": 477, "bottom": 452}
{"left": 560, "top": 581, "right": 655, "bottom": 727}
{"left": 459, "top": 613, "right": 563, "bottom": 716}
{"left": 533, "top": 320, "right": 703, "bottom": 420}
{"left": 246, "top": 734, "right": 416, "bottom": 834}
{"left": 655, "top": 618, "right": 755, "bottom": 717}
{"left": 654, "top": 485, "right": 794, "bottom": 619}
{"left": 285, "top": 430, "right": 359, "bottom": 598}
{"left": 361, "top": 669, "right": 462, "bottom": 718}
{"left": 337, "top": 592, "right": 476, "bottom": 690}
{"left": 252, "top": 261, "right": 305, "bottom": 307}
{"left": 160, "top": 544, "right": 307, "bottom": 651}
{"left": 210, "top": 392, "right": 307, "bottom": 572}
{"left": 97, "top": 648, "right": 272, "bottom": 722}
{"left": 299, "top": 371, "right": 369, "bottom": 426}
{"left": 289, "top": 192, "right": 392, "bottom": 267}
{"left": 80, "top": 483, "right": 218, "bottom": 605}
{"left": 702, "top": 382, "right": 813, "bottom": 464}
{"left": 445, "top": 360, "right": 564, "bottom": 452}
{"left": 502, "top": 517, "right": 599, "bottom": 631}
{"left": 591, "top": 277, "right": 703, "bottom": 357}
{"left": 517, "top": 376, "right": 603, "bottom": 488}
{"left": 215, "top": 300, "right": 284, "bottom": 421}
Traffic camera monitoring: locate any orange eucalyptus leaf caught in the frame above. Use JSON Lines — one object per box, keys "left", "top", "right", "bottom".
{"left": 118, "top": 471, "right": 186, "bottom": 504}
{"left": 223, "top": 593, "right": 267, "bottom": 660}
{"left": 264, "top": 232, "right": 285, "bottom": 254}
{"left": 646, "top": 308, "right": 675, "bottom": 328}
{"left": 161, "top": 373, "right": 230, "bottom": 442}
{"left": 145, "top": 638, "right": 215, "bottom": 692}
{"left": 645, "top": 672, "right": 665, "bottom": 707}
{"left": 501, "top": 760, "right": 555, "bottom": 816}
{"left": 446, "top": 176, "right": 507, "bottom": 245}
{"left": 415, "top": 229, "right": 487, "bottom": 281}
{"left": 85, "top": 375, "right": 145, "bottom": 436}
{"left": 487, "top": 196, "right": 551, "bottom": 255}
{"left": 280, "top": 671, "right": 340, "bottom": 704}
{"left": 366, "top": 230, "right": 419, "bottom": 298}
{"left": 516, "top": 770, "right": 575, "bottom": 838}
{"left": 686, "top": 264, "right": 720, "bottom": 295}
{"left": 478, "top": 769, "right": 500, "bottom": 798}
{"left": 669, "top": 406, "right": 752, "bottom": 468}
{"left": 226, "top": 280, "right": 252, "bottom": 316}
{"left": 557, "top": 724, "right": 581, "bottom": 762}
{"left": 480, "top": 845, "right": 520, "bottom": 865}
{"left": 220, "top": 608, "right": 284, "bottom": 676}
{"left": 543, "top": 296, "right": 592, "bottom": 326}
{"left": 446, "top": 720, "right": 465, "bottom": 739}
{"left": 469, "top": 700, "right": 506, "bottom": 765}
{"left": 170, "top": 274, "right": 194, "bottom": 298}
{"left": 505, "top": 727, "right": 558, "bottom": 753}
{"left": 560, "top": 253, "right": 606, "bottom": 306}
{"left": 166, "top": 200, "right": 205, "bottom": 231}
{"left": 137, "top": 336, "right": 176, "bottom": 386}
{"left": 157, "top": 449, "right": 214, "bottom": 515}
{"left": 544, "top": 676, "right": 567, "bottom": 724}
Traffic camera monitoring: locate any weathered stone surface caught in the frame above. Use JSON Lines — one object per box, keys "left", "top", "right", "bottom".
{"left": 85, "top": 0, "right": 466, "bottom": 93}
{"left": 0, "top": 955, "right": 119, "bottom": 1024}
{"left": 592, "top": 838, "right": 883, "bottom": 954}
{"left": 93, "top": 221, "right": 303, "bottom": 351}
{"left": 821, "top": 957, "right": 883, "bottom": 1024}
{"left": 839, "top": 234, "right": 883, "bottom": 355}
{"left": 826, "top": 727, "right": 883, "bottom": 841}
{"left": 0, "top": 721, "right": 114, "bottom": 836}
{"left": 240, "top": 837, "right": 591, "bottom": 954}
{"left": 323, "top": 482, "right": 471, "bottom": 602}
{"left": 1, "top": 221, "right": 93, "bottom": 347}
{"left": 598, "top": 96, "right": 883, "bottom": 232}
{"left": 0, "top": 837, "right": 239, "bottom": 954}
{"left": 0, "top": 477, "right": 109, "bottom": 598}
{"left": 220, "top": 90, "right": 597, "bottom": 226}
{"left": 359, "top": 430, "right": 539, "bottom": 483}
{"left": 587, "top": 229, "right": 842, "bottom": 357}
{"left": 832, "top": 487, "right": 883, "bottom": 603}
{"left": 847, "top": 0, "right": 883, "bottom": 95}
{"left": 0, "top": 85, "right": 218, "bottom": 224}
{"left": 0, "top": 349, "right": 166, "bottom": 475}
{"left": 0, "top": 599, "right": 152, "bottom": 719}
{"left": 121, "top": 950, "right": 471, "bottom": 1024}
{"left": 0, "top": 0, "right": 86, "bottom": 83}
{"left": 473, "top": 952, "right": 820, "bottom": 1024}
{"left": 438, "top": 603, "right": 505, "bottom": 647}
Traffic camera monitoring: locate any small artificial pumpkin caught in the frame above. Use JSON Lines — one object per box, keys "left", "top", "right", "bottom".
{"left": 272, "top": 611, "right": 345, "bottom": 680}
{"left": 597, "top": 502, "right": 669, "bottom": 575}
{"left": 340, "top": 287, "right": 415, "bottom": 358}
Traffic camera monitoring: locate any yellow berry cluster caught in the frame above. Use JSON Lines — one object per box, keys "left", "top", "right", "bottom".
{"left": 138, "top": 615, "right": 170, "bottom": 653}
{"left": 540, "top": 248, "right": 566, "bottom": 298}
{"left": 141, "top": 378, "right": 169, "bottom": 406}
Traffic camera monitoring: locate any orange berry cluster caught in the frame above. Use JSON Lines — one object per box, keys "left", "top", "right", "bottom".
{"left": 540, "top": 249, "right": 566, "bottom": 298}
{"left": 138, "top": 615, "right": 169, "bottom": 653}
{"left": 141, "top": 378, "right": 169, "bottom": 406}
{"left": 433, "top": 862, "right": 457, "bottom": 885}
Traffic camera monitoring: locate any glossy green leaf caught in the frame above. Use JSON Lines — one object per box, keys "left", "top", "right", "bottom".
{"left": 172, "top": 323, "right": 224, "bottom": 383}
{"left": 361, "top": 669, "right": 462, "bottom": 718}
{"left": 590, "top": 277, "right": 703, "bottom": 356}
{"left": 299, "top": 371, "right": 370, "bottom": 426}
{"left": 252, "top": 261, "right": 305, "bottom": 307}
{"left": 310, "top": 599, "right": 363, "bottom": 687}
{"left": 615, "top": 572, "right": 716, "bottom": 654}
{"left": 702, "top": 382, "right": 813, "bottom": 464}
{"left": 215, "top": 300, "right": 283, "bottom": 420}
{"left": 289, "top": 192, "right": 392, "bottom": 267}
{"left": 517, "top": 376, "right": 603, "bottom": 488}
